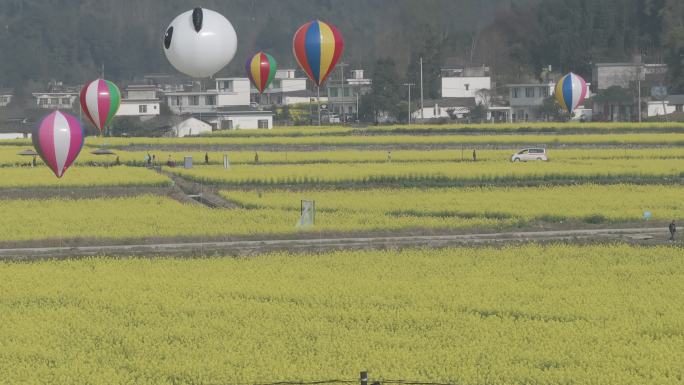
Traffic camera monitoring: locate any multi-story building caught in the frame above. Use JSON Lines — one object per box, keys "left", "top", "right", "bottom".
{"left": 326, "top": 69, "right": 372, "bottom": 121}
{"left": 593, "top": 61, "right": 667, "bottom": 121}
{"left": 251, "top": 69, "right": 309, "bottom": 106}
{"left": 0, "top": 88, "right": 13, "bottom": 107}
{"left": 593, "top": 62, "right": 667, "bottom": 91}
{"left": 441, "top": 67, "right": 491, "bottom": 104}
{"left": 508, "top": 82, "right": 554, "bottom": 122}
{"left": 163, "top": 78, "right": 273, "bottom": 130}
{"left": 32, "top": 80, "right": 79, "bottom": 110}
{"left": 116, "top": 85, "right": 161, "bottom": 120}
{"left": 164, "top": 78, "right": 251, "bottom": 115}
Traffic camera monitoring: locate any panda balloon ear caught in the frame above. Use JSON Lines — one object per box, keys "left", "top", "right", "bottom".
{"left": 164, "top": 26, "right": 173, "bottom": 49}
{"left": 192, "top": 8, "right": 203, "bottom": 32}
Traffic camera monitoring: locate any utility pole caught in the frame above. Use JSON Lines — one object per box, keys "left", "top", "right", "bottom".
{"left": 337, "top": 63, "right": 349, "bottom": 122}
{"left": 637, "top": 60, "right": 642, "bottom": 123}
{"left": 637, "top": 68, "right": 642, "bottom": 123}
{"left": 403, "top": 83, "right": 415, "bottom": 125}
{"left": 420, "top": 57, "right": 424, "bottom": 121}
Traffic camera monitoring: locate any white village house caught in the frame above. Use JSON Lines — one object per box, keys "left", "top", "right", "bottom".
{"left": 171, "top": 117, "right": 213, "bottom": 137}
{"left": 32, "top": 80, "right": 79, "bottom": 110}
{"left": 162, "top": 77, "right": 273, "bottom": 130}
{"left": 508, "top": 81, "right": 592, "bottom": 122}
{"left": 441, "top": 67, "right": 491, "bottom": 103}
{"left": 0, "top": 88, "right": 13, "bottom": 107}
{"left": 326, "top": 69, "right": 372, "bottom": 121}
{"left": 414, "top": 67, "right": 491, "bottom": 121}
{"left": 252, "top": 69, "right": 309, "bottom": 106}
{"left": 116, "top": 85, "right": 161, "bottom": 120}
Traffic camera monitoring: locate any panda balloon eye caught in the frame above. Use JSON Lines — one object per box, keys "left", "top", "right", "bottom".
{"left": 164, "top": 26, "right": 173, "bottom": 49}
{"left": 192, "top": 8, "right": 203, "bottom": 32}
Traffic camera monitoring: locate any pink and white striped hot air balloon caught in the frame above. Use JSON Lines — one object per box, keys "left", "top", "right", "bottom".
{"left": 33, "top": 111, "right": 85, "bottom": 178}
{"left": 80, "top": 79, "right": 121, "bottom": 135}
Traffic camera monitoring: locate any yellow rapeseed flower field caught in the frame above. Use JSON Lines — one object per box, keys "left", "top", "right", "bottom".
{"left": 0, "top": 244, "right": 682, "bottom": 384}
{"left": 75, "top": 133, "right": 684, "bottom": 147}
{"left": 0, "top": 166, "right": 170, "bottom": 188}
{"left": 5, "top": 146, "right": 684, "bottom": 167}
{"left": 223, "top": 184, "right": 684, "bottom": 224}
{"left": 173, "top": 159, "right": 684, "bottom": 186}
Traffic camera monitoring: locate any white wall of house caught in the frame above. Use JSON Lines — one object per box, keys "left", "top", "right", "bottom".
{"left": 442, "top": 77, "right": 491, "bottom": 99}
{"left": 0, "top": 94, "right": 13, "bottom": 107}
{"left": 594, "top": 64, "right": 641, "bottom": 90}
{"left": 222, "top": 114, "right": 273, "bottom": 130}
{"left": 127, "top": 88, "right": 157, "bottom": 100}
{"left": 282, "top": 96, "right": 328, "bottom": 106}
{"left": 647, "top": 102, "right": 676, "bottom": 117}
{"left": 33, "top": 93, "right": 78, "bottom": 109}
{"left": 413, "top": 104, "right": 467, "bottom": 120}
{"left": 172, "top": 118, "right": 212, "bottom": 137}
{"left": 215, "top": 78, "right": 251, "bottom": 106}
{"left": 0, "top": 133, "right": 28, "bottom": 139}
{"left": 117, "top": 101, "right": 161, "bottom": 118}
{"left": 275, "top": 69, "right": 297, "bottom": 79}
{"left": 166, "top": 93, "right": 218, "bottom": 114}
{"left": 509, "top": 84, "right": 554, "bottom": 107}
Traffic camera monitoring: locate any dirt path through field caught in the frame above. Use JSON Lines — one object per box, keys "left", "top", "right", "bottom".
{"left": 0, "top": 227, "right": 673, "bottom": 260}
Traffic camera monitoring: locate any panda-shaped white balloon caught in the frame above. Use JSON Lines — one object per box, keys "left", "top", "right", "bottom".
{"left": 163, "top": 8, "right": 238, "bottom": 78}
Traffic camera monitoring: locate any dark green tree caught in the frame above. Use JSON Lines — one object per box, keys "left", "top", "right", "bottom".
{"left": 662, "top": 0, "right": 684, "bottom": 93}
{"left": 364, "top": 58, "right": 402, "bottom": 122}
{"left": 405, "top": 24, "right": 446, "bottom": 99}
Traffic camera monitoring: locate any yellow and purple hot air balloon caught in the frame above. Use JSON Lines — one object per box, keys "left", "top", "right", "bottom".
{"left": 293, "top": 20, "right": 344, "bottom": 87}
{"left": 554, "top": 73, "right": 588, "bottom": 114}
{"left": 246, "top": 52, "right": 277, "bottom": 94}
{"left": 33, "top": 111, "right": 84, "bottom": 178}
{"left": 80, "top": 79, "right": 121, "bottom": 135}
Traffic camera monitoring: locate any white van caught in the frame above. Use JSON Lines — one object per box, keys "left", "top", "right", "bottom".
{"left": 511, "top": 148, "right": 548, "bottom": 162}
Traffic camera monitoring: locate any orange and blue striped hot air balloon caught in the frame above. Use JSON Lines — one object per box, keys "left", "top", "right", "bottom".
{"left": 554, "top": 72, "right": 588, "bottom": 114}
{"left": 246, "top": 52, "right": 277, "bottom": 94}
{"left": 292, "top": 20, "right": 344, "bottom": 87}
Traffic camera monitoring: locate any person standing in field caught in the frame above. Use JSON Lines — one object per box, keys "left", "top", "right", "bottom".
{"left": 254, "top": 151, "right": 259, "bottom": 164}
{"left": 669, "top": 220, "right": 676, "bottom": 241}
{"left": 472, "top": 149, "right": 477, "bottom": 162}
{"left": 205, "top": 152, "right": 209, "bottom": 165}
{"left": 387, "top": 150, "right": 392, "bottom": 162}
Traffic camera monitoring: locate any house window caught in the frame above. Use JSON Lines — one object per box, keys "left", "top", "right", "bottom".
{"left": 50, "top": 98, "right": 59, "bottom": 105}
{"left": 62, "top": 98, "right": 71, "bottom": 105}
{"left": 189, "top": 96, "right": 200, "bottom": 106}
{"left": 206, "top": 95, "right": 216, "bottom": 105}
{"left": 513, "top": 88, "right": 520, "bottom": 98}
{"left": 0, "top": 96, "right": 7, "bottom": 104}
{"left": 465, "top": 84, "right": 470, "bottom": 91}
{"left": 676, "top": 105, "right": 683, "bottom": 112}
{"left": 329, "top": 87, "right": 339, "bottom": 97}
{"left": 258, "top": 119, "right": 269, "bottom": 129}
{"left": 525, "top": 87, "right": 535, "bottom": 98}
{"left": 219, "top": 80, "right": 233, "bottom": 92}
{"left": 541, "top": 87, "right": 549, "bottom": 97}
{"left": 343, "top": 88, "right": 350, "bottom": 97}
{"left": 139, "top": 105, "right": 147, "bottom": 113}
{"left": 39, "top": 98, "right": 48, "bottom": 106}
{"left": 271, "top": 80, "right": 281, "bottom": 89}
{"left": 222, "top": 120, "right": 233, "bottom": 130}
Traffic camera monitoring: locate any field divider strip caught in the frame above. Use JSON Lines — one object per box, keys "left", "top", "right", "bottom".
{"left": 0, "top": 227, "right": 667, "bottom": 260}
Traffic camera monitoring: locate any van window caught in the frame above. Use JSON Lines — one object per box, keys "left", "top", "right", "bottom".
{"left": 530, "top": 149, "right": 544, "bottom": 154}
{"left": 518, "top": 150, "right": 529, "bottom": 154}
